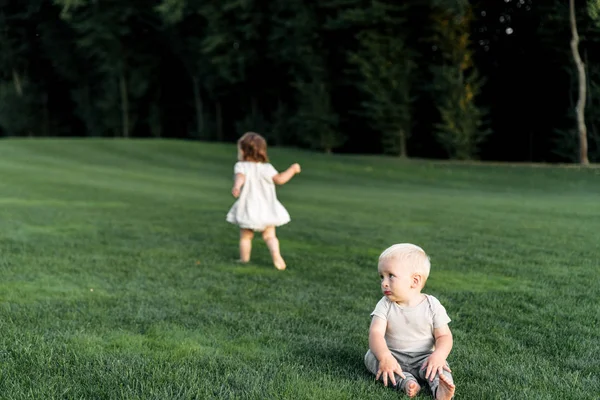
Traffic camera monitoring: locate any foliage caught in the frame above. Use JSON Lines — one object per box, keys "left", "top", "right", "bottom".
{"left": 270, "top": 0, "right": 343, "bottom": 153}
{"left": 345, "top": 1, "right": 416, "bottom": 157}
{"left": 0, "top": 79, "right": 43, "bottom": 136}
{"left": 542, "top": 0, "right": 600, "bottom": 163}
{"left": 0, "top": 1, "right": 598, "bottom": 162}
{"left": 430, "top": 3, "right": 490, "bottom": 160}
{"left": 589, "top": 0, "right": 600, "bottom": 26}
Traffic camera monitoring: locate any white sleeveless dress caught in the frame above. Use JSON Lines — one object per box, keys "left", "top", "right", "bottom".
{"left": 226, "top": 161, "right": 291, "bottom": 231}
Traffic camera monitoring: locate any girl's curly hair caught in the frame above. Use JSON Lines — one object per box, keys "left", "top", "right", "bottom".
{"left": 238, "top": 132, "right": 269, "bottom": 162}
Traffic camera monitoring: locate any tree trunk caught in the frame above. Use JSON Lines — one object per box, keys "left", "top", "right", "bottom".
{"left": 12, "top": 69, "right": 23, "bottom": 97}
{"left": 569, "top": 0, "right": 589, "bottom": 165}
{"left": 119, "top": 70, "right": 129, "bottom": 138}
{"left": 274, "top": 98, "right": 284, "bottom": 146}
{"left": 83, "top": 81, "right": 93, "bottom": 136}
{"left": 42, "top": 92, "right": 49, "bottom": 137}
{"left": 399, "top": 129, "right": 407, "bottom": 158}
{"left": 322, "top": 132, "right": 332, "bottom": 154}
{"left": 216, "top": 101, "right": 223, "bottom": 141}
{"left": 192, "top": 76, "right": 204, "bottom": 138}
{"left": 251, "top": 96, "right": 258, "bottom": 121}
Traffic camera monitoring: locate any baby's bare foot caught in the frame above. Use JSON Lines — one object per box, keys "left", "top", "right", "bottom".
{"left": 436, "top": 373, "right": 455, "bottom": 400}
{"left": 273, "top": 256, "right": 286, "bottom": 270}
{"left": 404, "top": 380, "right": 421, "bottom": 398}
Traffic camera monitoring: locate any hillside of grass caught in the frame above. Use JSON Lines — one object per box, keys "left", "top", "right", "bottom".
{"left": 0, "top": 139, "right": 598, "bottom": 399}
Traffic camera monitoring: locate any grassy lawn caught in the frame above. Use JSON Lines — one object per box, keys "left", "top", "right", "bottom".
{"left": 0, "top": 138, "right": 598, "bottom": 399}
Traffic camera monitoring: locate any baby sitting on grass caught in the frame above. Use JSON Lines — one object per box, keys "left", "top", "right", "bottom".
{"left": 364, "top": 243, "right": 455, "bottom": 399}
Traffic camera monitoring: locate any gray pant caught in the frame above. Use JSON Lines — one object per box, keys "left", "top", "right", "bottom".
{"left": 364, "top": 349, "right": 454, "bottom": 397}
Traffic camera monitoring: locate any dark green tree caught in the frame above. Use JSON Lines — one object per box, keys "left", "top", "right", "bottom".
{"left": 54, "top": 0, "right": 160, "bottom": 138}
{"left": 341, "top": 1, "right": 416, "bottom": 157}
{"left": 0, "top": 2, "right": 46, "bottom": 136}
{"left": 541, "top": 0, "right": 600, "bottom": 163}
{"left": 269, "top": 0, "right": 342, "bottom": 153}
{"left": 198, "top": 0, "right": 271, "bottom": 141}
{"left": 430, "top": 0, "right": 490, "bottom": 160}
{"left": 156, "top": 0, "right": 213, "bottom": 139}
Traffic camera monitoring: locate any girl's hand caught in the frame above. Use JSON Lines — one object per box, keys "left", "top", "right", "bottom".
{"left": 421, "top": 352, "right": 451, "bottom": 381}
{"left": 232, "top": 187, "right": 241, "bottom": 198}
{"left": 291, "top": 163, "right": 301, "bottom": 174}
{"left": 376, "top": 353, "right": 405, "bottom": 387}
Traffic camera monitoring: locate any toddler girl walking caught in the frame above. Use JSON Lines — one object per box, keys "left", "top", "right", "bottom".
{"left": 226, "top": 132, "right": 301, "bottom": 270}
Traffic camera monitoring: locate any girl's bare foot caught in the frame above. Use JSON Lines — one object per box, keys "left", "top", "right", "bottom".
{"left": 404, "top": 380, "right": 421, "bottom": 398}
{"left": 436, "top": 373, "right": 455, "bottom": 400}
{"left": 273, "top": 256, "right": 286, "bottom": 270}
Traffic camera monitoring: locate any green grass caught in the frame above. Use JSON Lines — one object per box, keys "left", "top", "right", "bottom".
{"left": 0, "top": 138, "right": 598, "bottom": 399}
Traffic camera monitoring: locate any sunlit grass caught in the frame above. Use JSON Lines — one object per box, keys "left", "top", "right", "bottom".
{"left": 0, "top": 138, "right": 598, "bottom": 399}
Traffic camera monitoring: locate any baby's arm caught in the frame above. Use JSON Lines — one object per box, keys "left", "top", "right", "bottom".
{"left": 422, "top": 324, "right": 453, "bottom": 381}
{"left": 369, "top": 316, "right": 405, "bottom": 387}
{"left": 273, "top": 163, "right": 301, "bottom": 185}
{"left": 232, "top": 173, "right": 245, "bottom": 198}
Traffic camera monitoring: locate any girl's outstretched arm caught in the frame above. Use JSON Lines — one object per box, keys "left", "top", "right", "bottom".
{"left": 232, "top": 173, "right": 245, "bottom": 198}
{"left": 273, "top": 163, "right": 301, "bottom": 185}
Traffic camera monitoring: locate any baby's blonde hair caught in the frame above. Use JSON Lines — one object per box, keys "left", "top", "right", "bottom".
{"left": 378, "top": 243, "right": 431, "bottom": 282}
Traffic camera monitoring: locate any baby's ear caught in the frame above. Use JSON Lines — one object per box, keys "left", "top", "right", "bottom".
{"left": 411, "top": 274, "right": 423, "bottom": 288}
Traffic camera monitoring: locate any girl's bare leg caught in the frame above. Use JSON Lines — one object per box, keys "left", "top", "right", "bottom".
{"left": 262, "top": 226, "right": 286, "bottom": 270}
{"left": 239, "top": 228, "right": 254, "bottom": 262}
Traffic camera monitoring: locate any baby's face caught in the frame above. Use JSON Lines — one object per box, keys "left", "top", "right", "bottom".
{"left": 378, "top": 259, "right": 416, "bottom": 303}
{"left": 237, "top": 146, "right": 244, "bottom": 161}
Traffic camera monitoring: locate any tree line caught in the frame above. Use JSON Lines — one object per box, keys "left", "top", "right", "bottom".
{"left": 1, "top": 0, "right": 599, "bottom": 163}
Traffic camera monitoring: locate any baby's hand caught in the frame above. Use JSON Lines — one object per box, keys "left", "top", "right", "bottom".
{"left": 291, "top": 163, "right": 301, "bottom": 174}
{"left": 376, "top": 353, "right": 405, "bottom": 387}
{"left": 421, "top": 352, "right": 451, "bottom": 381}
{"left": 232, "top": 187, "right": 241, "bottom": 198}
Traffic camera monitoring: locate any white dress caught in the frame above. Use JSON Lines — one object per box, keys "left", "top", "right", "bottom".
{"left": 226, "top": 161, "right": 291, "bottom": 231}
